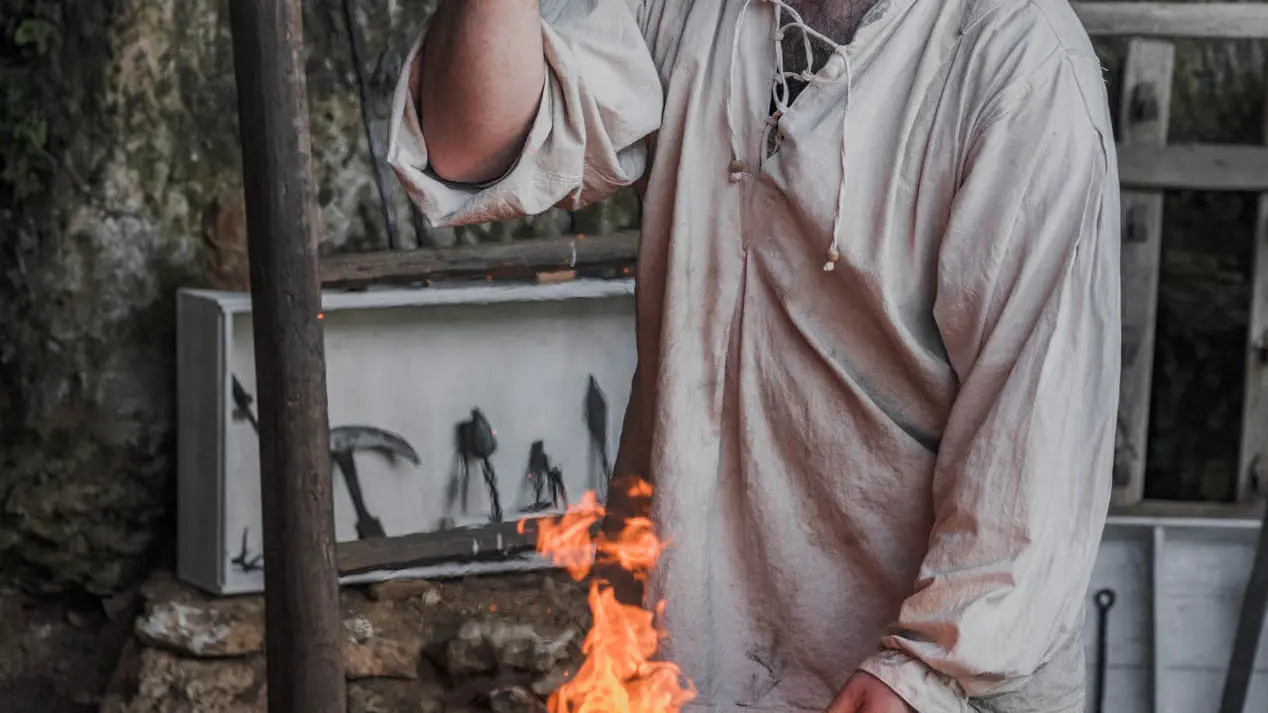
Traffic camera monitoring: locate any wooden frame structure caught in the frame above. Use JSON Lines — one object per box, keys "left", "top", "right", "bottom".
{"left": 1071, "top": 3, "right": 1268, "bottom": 512}
{"left": 227, "top": 3, "right": 1268, "bottom": 711}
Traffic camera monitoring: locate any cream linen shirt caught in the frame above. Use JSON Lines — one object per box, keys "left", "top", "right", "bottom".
{"left": 388, "top": 1, "right": 1122, "bottom": 712}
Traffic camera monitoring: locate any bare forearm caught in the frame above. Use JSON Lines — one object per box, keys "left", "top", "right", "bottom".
{"left": 419, "top": 0, "right": 545, "bottom": 184}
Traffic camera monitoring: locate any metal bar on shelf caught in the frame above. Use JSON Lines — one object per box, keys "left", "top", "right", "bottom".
{"left": 1218, "top": 502, "right": 1268, "bottom": 713}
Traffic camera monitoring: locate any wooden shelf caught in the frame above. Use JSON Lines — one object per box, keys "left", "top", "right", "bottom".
{"left": 321, "top": 231, "right": 639, "bottom": 288}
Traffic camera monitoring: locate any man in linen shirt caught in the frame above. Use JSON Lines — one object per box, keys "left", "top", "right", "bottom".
{"left": 388, "top": 1, "right": 1121, "bottom": 712}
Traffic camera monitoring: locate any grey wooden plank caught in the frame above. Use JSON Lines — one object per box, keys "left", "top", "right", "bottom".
{"left": 1151, "top": 526, "right": 1166, "bottom": 713}
{"left": 1073, "top": 2, "right": 1268, "bottom": 39}
{"left": 175, "top": 292, "right": 231, "bottom": 593}
{"left": 1111, "top": 500, "right": 1265, "bottom": 521}
{"left": 1113, "top": 39, "right": 1175, "bottom": 507}
{"left": 1117, "top": 144, "right": 1268, "bottom": 191}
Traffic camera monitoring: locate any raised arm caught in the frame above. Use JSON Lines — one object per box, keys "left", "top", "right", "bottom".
{"left": 418, "top": 1, "right": 545, "bottom": 183}
{"left": 388, "top": 0, "right": 664, "bottom": 228}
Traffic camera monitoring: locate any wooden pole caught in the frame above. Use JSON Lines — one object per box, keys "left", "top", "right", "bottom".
{"left": 1111, "top": 38, "right": 1174, "bottom": 507}
{"left": 227, "top": 2, "right": 346, "bottom": 712}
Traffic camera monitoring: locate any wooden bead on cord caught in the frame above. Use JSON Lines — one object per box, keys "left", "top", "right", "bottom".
{"left": 822, "top": 248, "right": 840, "bottom": 272}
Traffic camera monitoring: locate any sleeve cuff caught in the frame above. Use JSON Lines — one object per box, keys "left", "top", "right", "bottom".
{"left": 857, "top": 650, "right": 973, "bottom": 713}
{"left": 423, "top": 150, "right": 525, "bottom": 192}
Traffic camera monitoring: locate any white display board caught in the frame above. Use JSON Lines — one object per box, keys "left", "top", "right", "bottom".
{"left": 1086, "top": 517, "right": 1268, "bottom": 713}
{"left": 177, "top": 279, "right": 637, "bottom": 595}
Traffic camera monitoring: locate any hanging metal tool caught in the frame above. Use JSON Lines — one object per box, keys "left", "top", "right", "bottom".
{"left": 341, "top": 0, "right": 402, "bottom": 250}
{"left": 1091, "top": 588, "right": 1116, "bottom": 713}
{"left": 521, "top": 440, "right": 568, "bottom": 513}
{"left": 450, "top": 408, "right": 504, "bottom": 523}
{"left": 231, "top": 526, "right": 263, "bottom": 572}
{"left": 329, "top": 425, "right": 422, "bottom": 540}
{"left": 231, "top": 375, "right": 260, "bottom": 432}
{"left": 585, "top": 376, "right": 612, "bottom": 499}
{"left": 233, "top": 375, "right": 421, "bottom": 540}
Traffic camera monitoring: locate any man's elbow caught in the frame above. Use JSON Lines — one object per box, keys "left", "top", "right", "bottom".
{"left": 426, "top": 145, "right": 497, "bottom": 185}
{"left": 422, "top": 115, "right": 535, "bottom": 185}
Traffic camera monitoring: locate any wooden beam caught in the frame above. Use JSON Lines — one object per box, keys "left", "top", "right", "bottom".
{"left": 337, "top": 521, "right": 542, "bottom": 576}
{"left": 321, "top": 231, "right": 640, "bottom": 288}
{"left": 1073, "top": 2, "right": 1268, "bottom": 39}
{"left": 227, "top": 2, "right": 345, "bottom": 712}
{"left": 1109, "top": 498, "right": 1265, "bottom": 520}
{"left": 1113, "top": 39, "right": 1175, "bottom": 507}
{"left": 1117, "top": 144, "right": 1268, "bottom": 191}
{"left": 1236, "top": 92, "right": 1268, "bottom": 506}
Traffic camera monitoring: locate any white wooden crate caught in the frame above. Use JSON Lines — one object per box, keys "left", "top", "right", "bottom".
{"left": 176, "top": 278, "right": 637, "bottom": 595}
{"left": 1088, "top": 516, "right": 1268, "bottom": 713}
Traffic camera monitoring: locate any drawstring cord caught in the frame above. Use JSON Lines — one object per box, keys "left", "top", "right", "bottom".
{"left": 724, "top": 0, "right": 853, "bottom": 272}
{"left": 826, "top": 48, "right": 852, "bottom": 272}
{"left": 725, "top": 0, "right": 758, "bottom": 175}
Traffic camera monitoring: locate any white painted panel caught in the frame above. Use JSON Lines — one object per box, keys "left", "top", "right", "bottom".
{"left": 1083, "top": 666, "right": 1268, "bottom": 713}
{"left": 1087, "top": 521, "right": 1268, "bottom": 713}
{"left": 178, "top": 280, "right": 638, "bottom": 594}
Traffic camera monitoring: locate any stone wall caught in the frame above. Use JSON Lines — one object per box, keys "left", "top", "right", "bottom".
{"left": 98, "top": 572, "right": 589, "bottom": 713}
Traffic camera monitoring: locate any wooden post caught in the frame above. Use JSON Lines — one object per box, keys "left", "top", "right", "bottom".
{"left": 227, "top": 2, "right": 346, "bottom": 713}
{"left": 1236, "top": 91, "right": 1268, "bottom": 505}
{"left": 1113, "top": 38, "right": 1175, "bottom": 506}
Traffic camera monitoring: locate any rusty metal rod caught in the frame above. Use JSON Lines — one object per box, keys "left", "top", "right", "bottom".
{"left": 1218, "top": 500, "right": 1268, "bottom": 713}
{"left": 227, "top": 2, "right": 346, "bottom": 712}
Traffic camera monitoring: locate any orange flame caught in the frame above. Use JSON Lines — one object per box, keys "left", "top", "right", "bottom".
{"left": 518, "top": 480, "right": 696, "bottom": 713}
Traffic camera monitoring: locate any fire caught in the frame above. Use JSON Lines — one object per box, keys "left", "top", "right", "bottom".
{"left": 518, "top": 479, "right": 696, "bottom": 713}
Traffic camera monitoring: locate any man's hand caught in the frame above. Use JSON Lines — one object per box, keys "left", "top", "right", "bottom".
{"left": 826, "top": 672, "right": 916, "bottom": 713}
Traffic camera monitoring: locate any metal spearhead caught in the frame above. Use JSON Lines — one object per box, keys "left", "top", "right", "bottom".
{"left": 585, "top": 376, "right": 608, "bottom": 443}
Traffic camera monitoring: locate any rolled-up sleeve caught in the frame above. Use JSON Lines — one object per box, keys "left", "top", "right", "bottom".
{"left": 858, "top": 54, "right": 1121, "bottom": 712}
{"left": 386, "top": 0, "right": 664, "bottom": 228}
